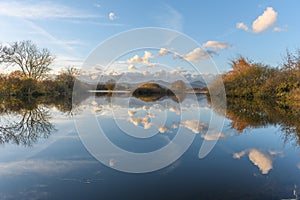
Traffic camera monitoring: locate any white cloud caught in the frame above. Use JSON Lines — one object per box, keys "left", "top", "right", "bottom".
{"left": 180, "top": 120, "right": 207, "bottom": 133}
{"left": 252, "top": 7, "right": 277, "bottom": 33}
{"left": 143, "top": 121, "right": 152, "bottom": 129}
{"left": 172, "top": 122, "right": 178, "bottom": 129}
{"left": 236, "top": 22, "right": 249, "bottom": 31}
{"left": 298, "top": 163, "right": 300, "bottom": 170}
{"left": 128, "top": 51, "right": 153, "bottom": 64}
{"left": 144, "top": 51, "right": 153, "bottom": 61}
{"left": 200, "top": 130, "right": 226, "bottom": 141}
{"left": 159, "top": 126, "right": 172, "bottom": 133}
{"left": 233, "top": 149, "right": 273, "bottom": 174}
{"left": 268, "top": 150, "right": 283, "bottom": 156}
{"left": 141, "top": 71, "right": 149, "bottom": 76}
{"left": 0, "top": 1, "right": 98, "bottom": 19}
{"left": 181, "top": 48, "right": 209, "bottom": 62}
{"left": 0, "top": 160, "right": 95, "bottom": 176}
{"left": 273, "top": 26, "right": 287, "bottom": 32}
{"left": 248, "top": 149, "right": 273, "bottom": 174}
{"left": 159, "top": 48, "right": 168, "bottom": 56}
{"left": 170, "top": 69, "right": 178, "bottom": 75}
{"left": 252, "top": 7, "right": 278, "bottom": 33}
{"left": 128, "top": 55, "right": 143, "bottom": 63}
{"left": 128, "top": 64, "right": 137, "bottom": 70}
{"left": 233, "top": 151, "right": 246, "bottom": 159}
{"left": 109, "top": 12, "right": 117, "bottom": 20}
{"left": 203, "top": 41, "right": 229, "bottom": 50}
{"left": 169, "top": 106, "right": 180, "bottom": 115}
{"left": 128, "top": 116, "right": 151, "bottom": 129}
{"left": 146, "top": 111, "right": 156, "bottom": 118}
{"left": 147, "top": 63, "right": 157, "bottom": 68}
{"left": 128, "top": 110, "right": 137, "bottom": 117}
{"left": 94, "top": 3, "right": 101, "bottom": 8}
{"left": 237, "top": 7, "right": 278, "bottom": 34}
{"left": 109, "top": 159, "right": 116, "bottom": 167}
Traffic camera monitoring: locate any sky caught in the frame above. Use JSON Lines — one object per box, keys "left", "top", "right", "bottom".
{"left": 0, "top": 0, "right": 300, "bottom": 74}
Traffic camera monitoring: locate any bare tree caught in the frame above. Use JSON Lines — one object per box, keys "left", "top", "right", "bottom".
{"left": 0, "top": 40, "right": 54, "bottom": 79}
{"left": 0, "top": 43, "right": 13, "bottom": 63}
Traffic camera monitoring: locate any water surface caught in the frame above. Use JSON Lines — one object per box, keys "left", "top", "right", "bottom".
{"left": 0, "top": 94, "right": 299, "bottom": 199}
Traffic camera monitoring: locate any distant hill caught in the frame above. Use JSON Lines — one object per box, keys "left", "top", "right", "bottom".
{"left": 76, "top": 71, "right": 214, "bottom": 90}
{"left": 190, "top": 80, "right": 207, "bottom": 89}
{"left": 137, "top": 82, "right": 164, "bottom": 89}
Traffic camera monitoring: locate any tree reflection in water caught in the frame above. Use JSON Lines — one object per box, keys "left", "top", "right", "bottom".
{"left": 0, "top": 106, "right": 54, "bottom": 146}
{"left": 0, "top": 96, "right": 75, "bottom": 146}
{"left": 209, "top": 96, "right": 300, "bottom": 145}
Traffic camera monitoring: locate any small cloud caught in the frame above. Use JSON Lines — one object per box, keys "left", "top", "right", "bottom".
{"left": 173, "top": 52, "right": 181, "bottom": 59}
{"left": 169, "top": 69, "right": 178, "bottom": 75}
{"left": 180, "top": 120, "right": 207, "bottom": 133}
{"left": 159, "top": 126, "right": 172, "bottom": 133}
{"left": 143, "top": 121, "right": 152, "bottom": 129}
{"left": 268, "top": 150, "right": 283, "bottom": 156}
{"left": 128, "top": 51, "right": 153, "bottom": 64}
{"left": 128, "top": 116, "right": 151, "bottom": 129}
{"left": 109, "top": 159, "right": 116, "bottom": 167}
{"left": 144, "top": 51, "right": 153, "bottom": 61}
{"left": 128, "top": 116, "right": 149, "bottom": 126}
{"left": 236, "top": 22, "right": 249, "bottom": 31}
{"left": 128, "top": 110, "right": 137, "bottom": 117}
{"left": 91, "top": 66, "right": 103, "bottom": 72}
{"left": 94, "top": 3, "right": 101, "bottom": 8}
{"left": 169, "top": 106, "right": 180, "bottom": 115}
{"left": 91, "top": 101, "right": 98, "bottom": 106}
{"left": 298, "top": 163, "right": 300, "bottom": 170}
{"left": 142, "top": 71, "right": 150, "bottom": 76}
{"left": 147, "top": 63, "right": 157, "bottom": 68}
{"left": 203, "top": 41, "right": 229, "bottom": 50}
{"left": 179, "top": 48, "right": 209, "bottom": 62}
{"left": 233, "top": 150, "right": 246, "bottom": 159}
{"left": 200, "top": 130, "right": 226, "bottom": 141}
{"left": 128, "top": 55, "right": 142, "bottom": 63}
{"left": 172, "top": 122, "right": 178, "bottom": 129}
{"left": 273, "top": 26, "right": 287, "bottom": 32}
{"left": 146, "top": 112, "right": 156, "bottom": 118}
{"left": 159, "top": 48, "right": 168, "bottom": 56}
{"left": 128, "top": 64, "right": 137, "bottom": 70}
{"left": 109, "top": 12, "right": 117, "bottom": 20}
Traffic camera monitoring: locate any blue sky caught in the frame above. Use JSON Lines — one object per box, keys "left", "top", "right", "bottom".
{"left": 0, "top": 0, "right": 299, "bottom": 73}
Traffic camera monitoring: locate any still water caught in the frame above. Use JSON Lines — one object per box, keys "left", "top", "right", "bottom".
{"left": 0, "top": 94, "right": 299, "bottom": 200}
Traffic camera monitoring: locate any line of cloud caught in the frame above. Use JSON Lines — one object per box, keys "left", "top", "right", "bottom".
{"left": 0, "top": 1, "right": 99, "bottom": 19}
{"left": 154, "top": 3, "right": 184, "bottom": 32}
